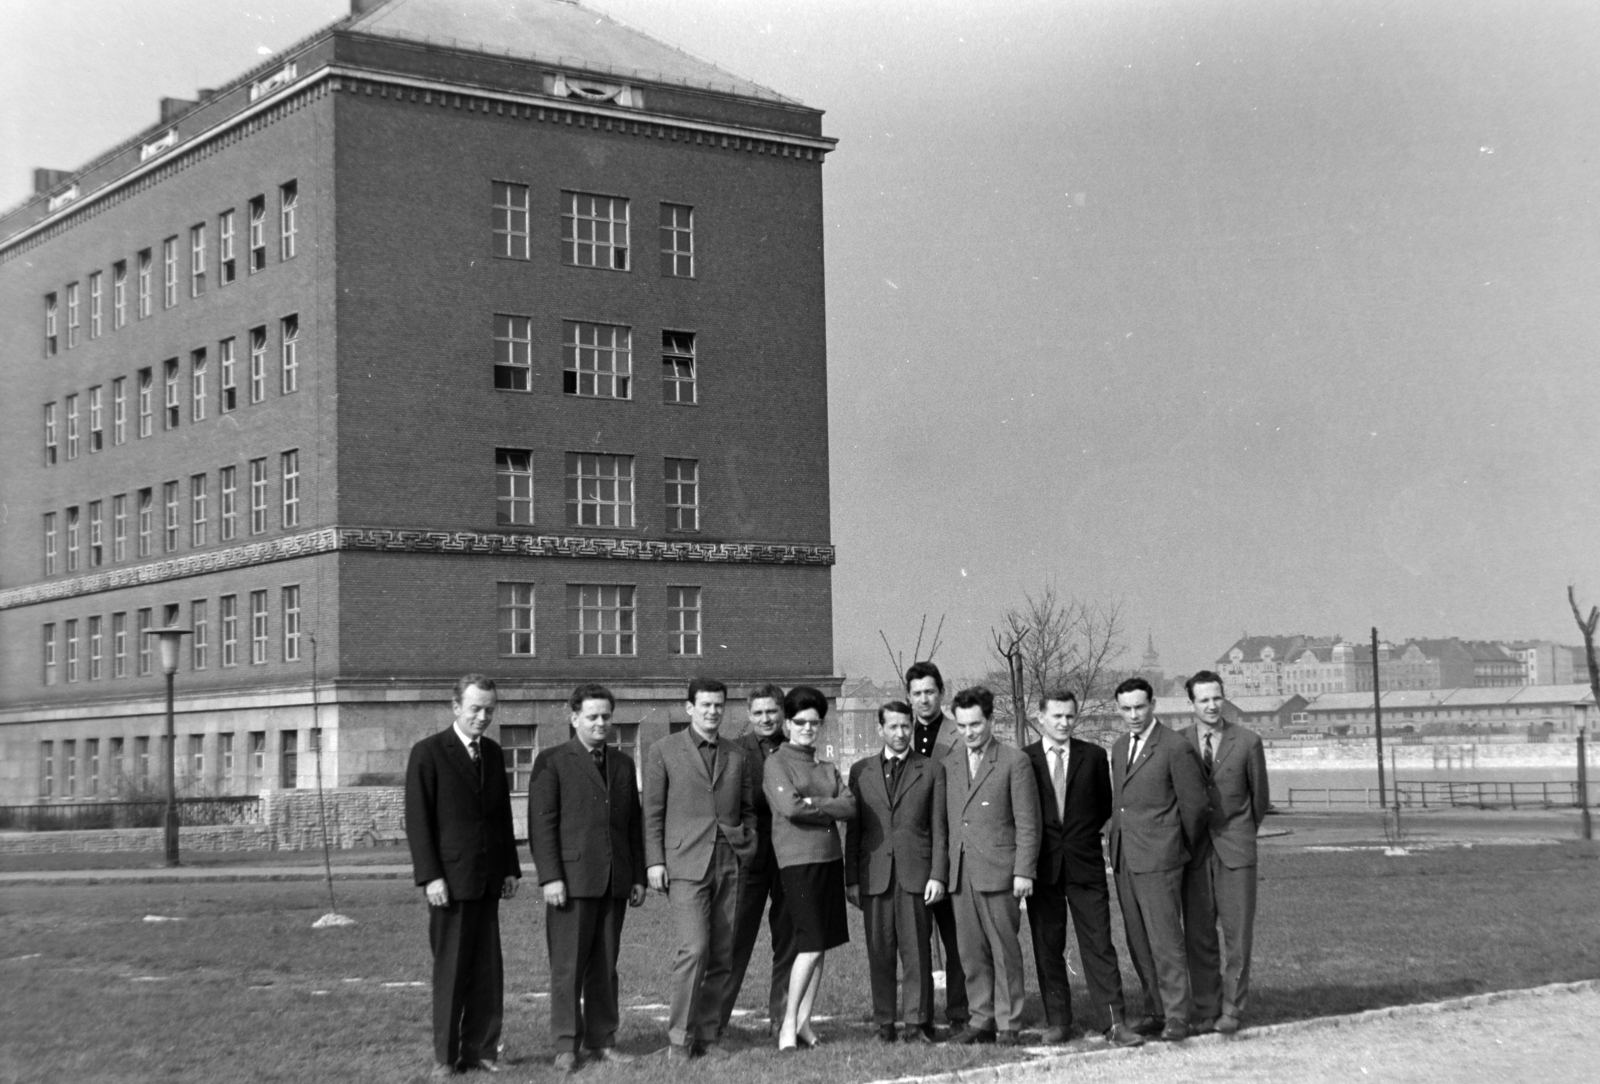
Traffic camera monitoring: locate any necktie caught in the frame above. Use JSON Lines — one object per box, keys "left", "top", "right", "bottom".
{"left": 1051, "top": 746, "right": 1068, "bottom": 819}
{"left": 887, "top": 755, "right": 903, "bottom": 797}
{"left": 592, "top": 746, "right": 606, "bottom": 779}
{"left": 1126, "top": 735, "right": 1140, "bottom": 775}
{"left": 1204, "top": 733, "right": 1214, "bottom": 771}
{"left": 468, "top": 739, "right": 482, "bottom": 784}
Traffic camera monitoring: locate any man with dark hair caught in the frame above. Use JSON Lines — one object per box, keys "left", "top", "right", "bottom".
{"left": 406, "top": 674, "right": 521, "bottom": 1077}
{"left": 1180, "top": 670, "right": 1269, "bottom": 1036}
{"left": 643, "top": 677, "right": 758, "bottom": 1060}
{"left": 943, "top": 687, "right": 1040, "bottom": 1045}
{"left": 721, "top": 683, "right": 797, "bottom": 1036}
{"left": 1108, "top": 677, "right": 1210, "bottom": 1043}
{"left": 902, "top": 661, "right": 967, "bottom": 1031}
{"left": 846, "top": 700, "right": 948, "bottom": 1043}
{"left": 529, "top": 684, "right": 647, "bottom": 1072}
{"left": 1023, "top": 690, "right": 1144, "bottom": 1047}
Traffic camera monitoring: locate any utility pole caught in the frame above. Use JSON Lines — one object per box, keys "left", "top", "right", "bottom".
{"left": 1372, "top": 627, "right": 1386, "bottom": 809}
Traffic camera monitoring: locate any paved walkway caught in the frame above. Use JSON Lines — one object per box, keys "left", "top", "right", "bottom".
{"left": 0, "top": 863, "right": 412, "bottom": 886}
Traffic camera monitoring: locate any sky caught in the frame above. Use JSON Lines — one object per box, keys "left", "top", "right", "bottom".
{"left": 5, "top": 0, "right": 1599, "bottom": 687}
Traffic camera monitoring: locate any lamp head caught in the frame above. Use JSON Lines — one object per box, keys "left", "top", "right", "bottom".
{"left": 145, "top": 626, "right": 193, "bottom": 675}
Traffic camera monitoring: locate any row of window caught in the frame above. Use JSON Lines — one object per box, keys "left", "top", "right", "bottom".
{"left": 501, "top": 722, "right": 641, "bottom": 794}
{"left": 38, "top": 730, "right": 298, "bottom": 798}
{"left": 42, "top": 452, "right": 299, "bottom": 575}
{"left": 497, "top": 450, "right": 697, "bottom": 531}
{"left": 41, "top": 587, "right": 301, "bottom": 686}
{"left": 495, "top": 186, "right": 694, "bottom": 277}
{"left": 42, "top": 317, "right": 300, "bottom": 466}
{"left": 497, "top": 582, "right": 701, "bottom": 658}
{"left": 42, "top": 182, "right": 298, "bottom": 357}
{"left": 496, "top": 318, "right": 699, "bottom": 404}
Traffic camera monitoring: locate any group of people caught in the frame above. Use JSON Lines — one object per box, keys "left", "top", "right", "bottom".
{"left": 403, "top": 663, "right": 1269, "bottom": 1076}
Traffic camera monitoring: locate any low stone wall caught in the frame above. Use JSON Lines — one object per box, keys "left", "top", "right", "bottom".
{"left": 0, "top": 786, "right": 408, "bottom": 855}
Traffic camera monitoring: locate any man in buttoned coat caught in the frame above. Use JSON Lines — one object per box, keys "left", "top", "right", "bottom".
{"left": 642, "top": 677, "right": 758, "bottom": 1060}
{"left": 942, "top": 686, "right": 1041, "bottom": 1045}
{"left": 405, "top": 674, "right": 522, "bottom": 1077}
{"left": 528, "top": 684, "right": 647, "bottom": 1071}
{"left": 1023, "top": 690, "right": 1143, "bottom": 1047}
{"left": 1179, "top": 670, "right": 1270, "bottom": 1035}
{"left": 1108, "top": 676, "right": 1210, "bottom": 1043}
{"left": 845, "top": 700, "right": 949, "bottom": 1043}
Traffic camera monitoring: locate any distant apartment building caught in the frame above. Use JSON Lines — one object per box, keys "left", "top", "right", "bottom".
{"left": 1215, "top": 634, "right": 1571, "bottom": 695}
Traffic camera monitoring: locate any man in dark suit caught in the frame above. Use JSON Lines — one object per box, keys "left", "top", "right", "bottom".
{"left": 1023, "top": 690, "right": 1144, "bottom": 1047}
{"left": 528, "top": 684, "right": 647, "bottom": 1072}
{"left": 642, "top": 677, "right": 758, "bottom": 1060}
{"left": 1108, "top": 677, "right": 1210, "bottom": 1043}
{"left": 943, "top": 686, "right": 1040, "bottom": 1046}
{"left": 720, "top": 683, "right": 796, "bottom": 1036}
{"left": 845, "top": 700, "right": 948, "bottom": 1044}
{"left": 1179, "top": 670, "right": 1270, "bottom": 1035}
{"left": 904, "top": 660, "right": 968, "bottom": 1032}
{"left": 405, "top": 674, "right": 522, "bottom": 1077}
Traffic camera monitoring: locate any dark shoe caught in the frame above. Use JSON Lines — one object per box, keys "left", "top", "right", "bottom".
{"left": 995, "top": 1029, "right": 1023, "bottom": 1046}
{"left": 588, "top": 1048, "right": 635, "bottom": 1064}
{"left": 1159, "top": 1021, "right": 1188, "bottom": 1042}
{"left": 1130, "top": 1015, "right": 1165, "bottom": 1037}
{"left": 1190, "top": 1018, "right": 1216, "bottom": 1035}
{"left": 666, "top": 1043, "right": 696, "bottom": 1062}
{"left": 903, "top": 1025, "right": 939, "bottom": 1044}
{"left": 1105, "top": 1023, "right": 1145, "bottom": 1048}
{"left": 1040, "top": 1025, "right": 1075, "bottom": 1044}
{"left": 796, "top": 1029, "right": 822, "bottom": 1049}
{"left": 1216, "top": 1015, "right": 1240, "bottom": 1035}
{"left": 696, "top": 1041, "right": 733, "bottom": 1061}
{"left": 552, "top": 1053, "right": 578, "bottom": 1074}
{"left": 876, "top": 1025, "right": 898, "bottom": 1043}
{"left": 950, "top": 1026, "right": 997, "bottom": 1045}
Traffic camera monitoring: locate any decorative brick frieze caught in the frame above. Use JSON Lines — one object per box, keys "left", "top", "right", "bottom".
{"left": 0, "top": 528, "right": 836, "bottom": 610}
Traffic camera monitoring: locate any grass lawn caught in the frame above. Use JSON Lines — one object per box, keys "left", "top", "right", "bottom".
{"left": 1, "top": 842, "right": 1596, "bottom": 1083}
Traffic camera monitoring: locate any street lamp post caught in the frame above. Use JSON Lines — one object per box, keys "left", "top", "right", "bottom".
{"left": 146, "top": 626, "right": 193, "bottom": 867}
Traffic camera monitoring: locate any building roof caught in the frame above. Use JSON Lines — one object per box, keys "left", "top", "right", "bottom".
{"left": 349, "top": 0, "right": 797, "bottom": 103}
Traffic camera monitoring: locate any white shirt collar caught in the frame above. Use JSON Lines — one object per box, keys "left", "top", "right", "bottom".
{"left": 1044, "top": 738, "right": 1071, "bottom": 757}
{"left": 453, "top": 721, "right": 480, "bottom": 752}
{"left": 883, "top": 748, "right": 908, "bottom": 763}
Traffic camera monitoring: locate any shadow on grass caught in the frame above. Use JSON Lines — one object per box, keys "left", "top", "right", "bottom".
{"left": 1251, "top": 978, "right": 1485, "bottom": 1025}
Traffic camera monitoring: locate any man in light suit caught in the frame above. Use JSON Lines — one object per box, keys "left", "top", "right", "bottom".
{"left": 642, "top": 677, "right": 758, "bottom": 1061}
{"left": 528, "top": 684, "right": 647, "bottom": 1072}
{"left": 405, "top": 674, "right": 521, "bottom": 1077}
{"left": 904, "top": 660, "right": 968, "bottom": 1031}
{"left": 845, "top": 700, "right": 948, "bottom": 1044}
{"left": 943, "top": 686, "right": 1040, "bottom": 1045}
{"left": 1023, "top": 690, "right": 1144, "bottom": 1047}
{"left": 1180, "top": 670, "right": 1270, "bottom": 1035}
{"left": 1108, "top": 677, "right": 1210, "bottom": 1043}
{"left": 720, "top": 683, "right": 796, "bottom": 1036}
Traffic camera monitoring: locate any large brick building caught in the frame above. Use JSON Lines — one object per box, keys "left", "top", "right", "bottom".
{"left": 0, "top": 0, "right": 837, "bottom": 806}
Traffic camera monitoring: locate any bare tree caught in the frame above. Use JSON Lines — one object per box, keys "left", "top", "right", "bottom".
{"left": 879, "top": 614, "right": 946, "bottom": 691}
{"left": 985, "top": 584, "right": 1128, "bottom": 745}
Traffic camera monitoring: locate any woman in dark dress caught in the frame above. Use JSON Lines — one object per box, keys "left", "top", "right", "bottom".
{"left": 763, "top": 685, "right": 856, "bottom": 1051}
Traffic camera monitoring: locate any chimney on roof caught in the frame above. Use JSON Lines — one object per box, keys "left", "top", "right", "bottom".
{"left": 351, "top": 0, "right": 387, "bottom": 14}
{"left": 33, "top": 168, "right": 73, "bottom": 194}
{"left": 159, "top": 97, "right": 199, "bottom": 124}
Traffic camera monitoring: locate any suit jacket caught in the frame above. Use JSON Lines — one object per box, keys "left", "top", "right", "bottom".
{"left": 845, "top": 749, "right": 949, "bottom": 895}
{"left": 405, "top": 726, "right": 522, "bottom": 901}
{"left": 527, "top": 738, "right": 646, "bottom": 898}
{"left": 1181, "top": 721, "right": 1270, "bottom": 869}
{"left": 733, "top": 730, "right": 784, "bottom": 875}
{"left": 1108, "top": 721, "right": 1210, "bottom": 875}
{"left": 1024, "top": 738, "right": 1112, "bottom": 887}
{"left": 642, "top": 727, "right": 758, "bottom": 881}
{"left": 912, "top": 711, "right": 960, "bottom": 761}
{"left": 943, "top": 739, "right": 1041, "bottom": 894}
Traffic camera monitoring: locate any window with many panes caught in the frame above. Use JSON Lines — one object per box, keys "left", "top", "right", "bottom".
{"left": 501, "top": 725, "right": 537, "bottom": 793}
{"left": 250, "top": 458, "right": 268, "bottom": 534}
{"left": 249, "top": 196, "right": 267, "bottom": 271}
{"left": 66, "top": 506, "right": 80, "bottom": 571}
{"left": 282, "top": 585, "right": 301, "bottom": 661}
{"left": 219, "top": 209, "right": 237, "bottom": 283}
{"left": 138, "top": 367, "right": 153, "bottom": 437}
{"left": 113, "top": 494, "right": 126, "bottom": 561}
{"left": 567, "top": 584, "right": 635, "bottom": 656}
{"left": 89, "top": 271, "right": 102, "bottom": 338}
{"left": 218, "top": 733, "right": 233, "bottom": 790}
{"left": 39, "top": 740, "right": 54, "bottom": 791}
{"left": 89, "top": 385, "right": 103, "bottom": 451}
{"left": 137, "top": 249, "right": 153, "bottom": 318}
{"left": 88, "top": 617, "right": 103, "bottom": 680}
{"left": 562, "top": 191, "right": 629, "bottom": 270}
{"left": 496, "top": 449, "right": 533, "bottom": 525}
{"left": 163, "top": 481, "right": 180, "bottom": 552}
{"left": 249, "top": 327, "right": 267, "bottom": 403}
{"left": 219, "top": 337, "right": 237, "bottom": 411}
{"left": 113, "top": 261, "right": 127, "bottom": 327}
{"left": 44, "top": 292, "right": 58, "bottom": 356}
{"left": 280, "top": 314, "right": 299, "bottom": 393}
{"left": 64, "top": 740, "right": 77, "bottom": 795}
{"left": 112, "top": 377, "right": 126, "bottom": 444}
{"left": 250, "top": 591, "right": 268, "bottom": 664}
{"left": 191, "top": 349, "right": 207, "bottom": 421}
{"left": 493, "top": 181, "right": 529, "bottom": 259}
{"left": 281, "top": 450, "right": 299, "bottom": 527}
{"left": 88, "top": 500, "right": 103, "bottom": 567}
{"left": 43, "top": 402, "right": 57, "bottom": 465}
{"left": 66, "top": 282, "right": 79, "bottom": 348}
{"left": 190, "top": 474, "right": 208, "bottom": 546}
{"left": 188, "top": 735, "right": 205, "bottom": 785}
{"left": 136, "top": 736, "right": 150, "bottom": 785}
{"left": 136, "top": 608, "right": 152, "bottom": 675}
{"left": 43, "top": 513, "right": 56, "bottom": 575}
{"left": 65, "top": 394, "right": 79, "bottom": 459}
{"left": 86, "top": 738, "right": 100, "bottom": 795}
{"left": 662, "top": 331, "right": 697, "bottom": 404}
{"left": 565, "top": 453, "right": 634, "bottom": 527}
{"left": 664, "top": 458, "right": 700, "bottom": 531}
{"left": 668, "top": 586, "right": 702, "bottom": 656}
{"left": 280, "top": 181, "right": 298, "bottom": 260}
{"left": 162, "top": 237, "right": 179, "bottom": 308}
{"left": 220, "top": 595, "right": 238, "bottom": 667}
{"left": 164, "top": 358, "right": 181, "bottom": 429}
{"left": 220, "top": 465, "right": 238, "bottom": 540}
{"left": 498, "top": 582, "right": 535, "bottom": 656}
{"left": 112, "top": 613, "right": 127, "bottom": 678}
{"left": 190, "top": 223, "right": 206, "bottom": 296}
{"left": 660, "top": 203, "right": 694, "bottom": 276}
{"left": 137, "top": 488, "right": 153, "bottom": 557}
{"left": 563, "top": 321, "right": 631, "bottom": 398}
{"left": 192, "top": 600, "right": 208, "bottom": 670}
{"left": 65, "top": 620, "right": 79, "bottom": 682}
{"left": 43, "top": 625, "right": 57, "bottom": 686}
{"left": 493, "top": 314, "right": 532, "bottom": 390}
